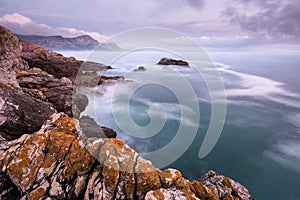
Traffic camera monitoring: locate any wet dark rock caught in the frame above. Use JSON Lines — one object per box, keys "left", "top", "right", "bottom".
{"left": 0, "top": 85, "right": 55, "bottom": 140}
{"left": 79, "top": 115, "right": 117, "bottom": 138}
{"left": 133, "top": 66, "right": 146, "bottom": 72}
{"left": 157, "top": 57, "right": 189, "bottom": 66}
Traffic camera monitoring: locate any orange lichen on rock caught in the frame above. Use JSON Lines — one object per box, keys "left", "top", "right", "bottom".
{"left": 0, "top": 113, "right": 253, "bottom": 199}
{"left": 6, "top": 134, "right": 47, "bottom": 192}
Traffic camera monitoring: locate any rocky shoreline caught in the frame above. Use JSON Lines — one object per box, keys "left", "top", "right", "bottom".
{"left": 0, "top": 25, "right": 253, "bottom": 199}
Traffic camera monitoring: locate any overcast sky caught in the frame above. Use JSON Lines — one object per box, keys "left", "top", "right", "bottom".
{"left": 0, "top": 0, "right": 299, "bottom": 47}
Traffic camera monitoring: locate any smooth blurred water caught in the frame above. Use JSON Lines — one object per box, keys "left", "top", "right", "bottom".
{"left": 66, "top": 49, "right": 300, "bottom": 200}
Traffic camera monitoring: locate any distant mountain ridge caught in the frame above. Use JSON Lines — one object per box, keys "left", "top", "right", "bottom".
{"left": 16, "top": 34, "right": 120, "bottom": 51}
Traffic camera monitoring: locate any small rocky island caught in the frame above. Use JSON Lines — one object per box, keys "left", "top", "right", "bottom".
{"left": 133, "top": 66, "right": 146, "bottom": 72}
{"left": 0, "top": 25, "right": 253, "bottom": 200}
{"left": 157, "top": 57, "right": 189, "bottom": 66}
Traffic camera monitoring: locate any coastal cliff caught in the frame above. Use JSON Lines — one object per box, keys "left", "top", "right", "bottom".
{"left": 17, "top": 34, "right": 121, "bottom": 51}
{"left": 0, "top": 25, "right": 253, "bottom": 200}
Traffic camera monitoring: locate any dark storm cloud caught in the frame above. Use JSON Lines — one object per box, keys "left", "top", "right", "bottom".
{"left": 224, "top": 0, "right": 300, "bottom": 38}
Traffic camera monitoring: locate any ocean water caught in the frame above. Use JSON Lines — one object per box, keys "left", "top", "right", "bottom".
{"left": 62, "top": 50, "right": 300, "bottom": 200}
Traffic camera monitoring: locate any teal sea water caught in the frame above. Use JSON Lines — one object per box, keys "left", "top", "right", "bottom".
{"left": 62, "top": 50, "right": 300, "bottom": 200}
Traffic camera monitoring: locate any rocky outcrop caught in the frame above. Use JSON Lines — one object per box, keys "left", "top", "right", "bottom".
{"left": 0, "top": 26, "right": 56, "bottom": 140}
{"left": 0, "top": 113, "right": 253, "bottom": 200}
{"left": 133, "top": 66, "right": 146, "bottom": 72}
{"left": 0, "top": 85, "right": 56, "bottom": 140}
{"left": 0, "top": 25, "right": 22, "bottom": 88}
{"left": 0, "top": 25, "right": 119, "bottom": 140}
{"left": 200, "top": 171, "right": 253, "bottom": 200}
{"left": 20, "top": 39, "right": 117, "bottom": 82}
{"left": 157, "top": 57, "right": 189, "bottom": 66}
{"left": 17, "top": 34, "right": 121, "bottom": 51}
{"left": 20, "top": 39, "right": 84, "bottom": 80}
{"left": 15, "top": 67, "right": 74, "bottom": 115}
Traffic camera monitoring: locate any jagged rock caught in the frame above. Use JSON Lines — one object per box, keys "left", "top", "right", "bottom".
{"left": 0, "top": 25, "right": 21, "bottom": 88}
{"left": 20, "top": 39, "right": 84, "bottom": 80}
{"left": 0, "top": 85, "right": 56, "bottom": 140}
{"left": 0, "top": 113, "right": 253, "bottom": 200}
{"left": 20, "top": 40, "right": 112, "bottom": 81}
{"left": 200, "top": 170, "right": 253, "bottom": 200}
{"left": 0, "top": 26, "right": 58, "bottom": 140}
{"left": 16, "top": 67, "right": 75, "bottom": 116}
{"left": 157, "top": 57, "right": 189, "bottom": 66}
{"left": 145, "top": 188, "right": 200, "bottom": 200}
{"left": 133, "top": 66, "right": 146, "bottom": 72}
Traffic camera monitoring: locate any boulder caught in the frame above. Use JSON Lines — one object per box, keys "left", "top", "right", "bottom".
{"left": 79, "top": 115, "right": 117, "bottom": 138}
{"left": 0, "top": 86, "right": 55, "bottom": 140}
{"left": 157, "top": 57, "right": 189, "bottom": 66}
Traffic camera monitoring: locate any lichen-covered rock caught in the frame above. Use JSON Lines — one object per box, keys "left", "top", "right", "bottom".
{"left": 200, "top": 170, "right": 253, "bottom": 200}
{"left": 145, "top": 187, "right": 200, "bottom": 200}
{"left": 0, "top": 113, "right": 253, "bottom": 200}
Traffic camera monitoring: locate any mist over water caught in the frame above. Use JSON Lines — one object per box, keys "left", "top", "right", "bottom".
{"left": 72, "top": 50, "right": 300, "bottom": 200}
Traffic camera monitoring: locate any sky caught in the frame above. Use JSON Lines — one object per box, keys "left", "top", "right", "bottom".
{"left": 0, "top": 0, "right": 299, "bottom": 48}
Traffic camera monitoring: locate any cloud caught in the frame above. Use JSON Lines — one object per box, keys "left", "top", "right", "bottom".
{"left": 0, "top": 13, "right": 32, "bottom": 25}
{"left": 224, "top": 0, "right": 300, "bottom": 39}
{"left": 0, "top": 0, "right": 210, "bottom": 36}
{"left": 0, "top": 13, "right": 109, "bottom": 42}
